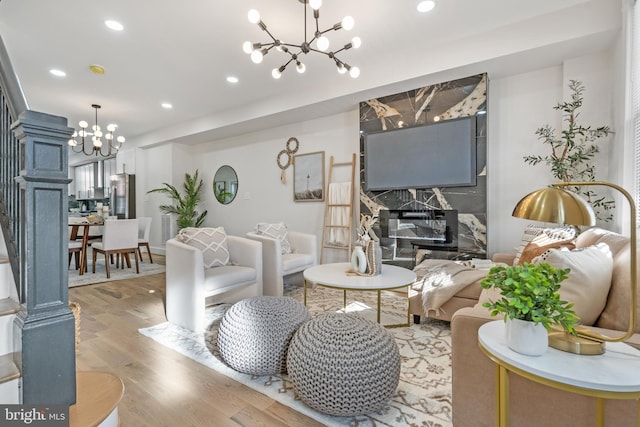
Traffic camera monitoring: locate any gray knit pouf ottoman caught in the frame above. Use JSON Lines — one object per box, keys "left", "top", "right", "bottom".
{"left": 287, "top": 312, "right": 401, "bottom": 416}
{"left": 217, "top": 296, "right": 311, "bottom": 375}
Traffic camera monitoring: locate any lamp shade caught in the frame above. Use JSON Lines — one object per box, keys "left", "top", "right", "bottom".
{"left": 512, "top": 187, "right": 596, "bottom": 226}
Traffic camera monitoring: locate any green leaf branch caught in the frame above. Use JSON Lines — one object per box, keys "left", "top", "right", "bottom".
{"left": 523, "top": 80, "right": 615, "bottom": 222}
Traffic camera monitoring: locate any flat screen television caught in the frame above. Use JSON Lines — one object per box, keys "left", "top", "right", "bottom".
{"left": 364, "top": 116, "right": 477, "bottom": 190}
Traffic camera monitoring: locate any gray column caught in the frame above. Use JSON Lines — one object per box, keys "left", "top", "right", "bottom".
{"left": 12, "top": 110, "right": 75, "bottom": 405}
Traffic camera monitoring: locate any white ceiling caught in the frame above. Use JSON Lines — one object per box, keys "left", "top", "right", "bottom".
{"left": 0, "top": 0, "right": 622, "bottom": 149}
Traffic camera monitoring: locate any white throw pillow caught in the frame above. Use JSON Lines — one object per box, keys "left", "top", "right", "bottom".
{"left": 177, "top": 227, "right": 230, "bottom": 268}
{"left": 255, "top": 222, "right": 291, "bottom": 254}
{"left": 533, "top": 243, "right": 613, "bottom": 326}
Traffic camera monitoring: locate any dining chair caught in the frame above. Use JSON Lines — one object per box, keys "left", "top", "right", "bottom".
{"left": 68, "top": 239, "right": 84, "bottom": 270}
{"left": 137, "top": 217, "right": 153, "bottom": 263}
{"left": 91, "top": 219, "right": 139, "bottom": 278}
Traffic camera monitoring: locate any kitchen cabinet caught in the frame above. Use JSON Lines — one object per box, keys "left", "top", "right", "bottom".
{"left": 73, "top": 158, "right": 117, "bottom": 200}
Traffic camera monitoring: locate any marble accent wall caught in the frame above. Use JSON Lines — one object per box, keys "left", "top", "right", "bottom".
{"left": 360, "top": 73, "right": 487, "bottom": 259}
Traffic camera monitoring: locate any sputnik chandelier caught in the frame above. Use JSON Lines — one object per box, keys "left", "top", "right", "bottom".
{"left": 68, "top": 104, "right": 125, "bottom": 157}
{"left": 242, "top": 0, "right": 361, "bottom": 79}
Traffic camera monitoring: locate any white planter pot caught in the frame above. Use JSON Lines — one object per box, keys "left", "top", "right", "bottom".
{"left": 505, "top": 318, "right": 548, "bottom": 356}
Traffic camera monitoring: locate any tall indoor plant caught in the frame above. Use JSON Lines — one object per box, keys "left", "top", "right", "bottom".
{"left": 480, "top": 263, "right": 578, "bottom": 355}
{"left": 147, "top": 169, "right": 208, "bottom": 231}
{"left": 523, "top": 80, "right": 614, "bottom": 222}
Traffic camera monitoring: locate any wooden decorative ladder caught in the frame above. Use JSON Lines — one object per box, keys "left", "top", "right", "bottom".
{"left": 320, "top": 153, "right": 356, "bottom": 263}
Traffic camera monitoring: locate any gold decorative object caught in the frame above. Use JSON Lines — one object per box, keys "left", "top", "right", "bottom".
{"left": 512, "top": 181, "right": 637, "bottom": 355}
{"left": 276, "top": 137, "right": 300, "bottom": 183}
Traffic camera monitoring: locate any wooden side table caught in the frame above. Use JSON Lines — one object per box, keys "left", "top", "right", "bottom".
{"left": 478, "top": 320, "right": 640, "bottom": 427}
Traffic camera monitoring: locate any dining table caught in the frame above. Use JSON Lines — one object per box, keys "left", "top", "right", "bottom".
{"left": 69, "top": 218, "right": 104, "bottom": 276}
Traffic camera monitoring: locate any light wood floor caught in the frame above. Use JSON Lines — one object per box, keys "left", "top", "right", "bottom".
{"left": 69, "top": 255, "right": 324, "bottom": 427}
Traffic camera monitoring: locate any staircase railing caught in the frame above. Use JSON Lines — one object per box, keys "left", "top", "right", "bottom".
{"left": 0, "top": 34, "right": 27, "bottom": 297}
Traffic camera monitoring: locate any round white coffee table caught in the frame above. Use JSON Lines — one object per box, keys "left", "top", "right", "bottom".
{"left": 303, "top": 262, "right": 417, "bottom": 327}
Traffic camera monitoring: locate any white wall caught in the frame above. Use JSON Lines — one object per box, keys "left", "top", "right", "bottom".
{"left": 487, "top": 51, "right": 617, "bottom": 255}
{"left": 138, "top": 52, "right": 623, "bottom": 259}
{"left": 487, "top": 66, "right": 564, "bottom": 255}
{"left": 140, "top": 110, "right": 360, "bottom": 257}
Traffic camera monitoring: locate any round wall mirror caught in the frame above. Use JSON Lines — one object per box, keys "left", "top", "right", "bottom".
{"left": 213, "top": 165, "right": 238, "bottom": 205}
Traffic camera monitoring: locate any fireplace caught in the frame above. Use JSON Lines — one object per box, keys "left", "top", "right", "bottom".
{"left": 379, "top": 209, "right": 459, "bottom": 262}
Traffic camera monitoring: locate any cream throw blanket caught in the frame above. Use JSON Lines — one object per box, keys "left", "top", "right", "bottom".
{"left": 326, "top": 182, "right": 352, "bottom": 246}
{"left": 413, "top": 259, "right": 488, "bottom": 316}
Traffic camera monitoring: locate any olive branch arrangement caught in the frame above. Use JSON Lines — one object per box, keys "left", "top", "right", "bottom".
{"left": 523, "top": 80, "right": 614, "bottom": 222}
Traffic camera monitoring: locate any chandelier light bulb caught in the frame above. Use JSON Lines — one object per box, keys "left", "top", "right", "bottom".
{"left": 250, "top": 49, "right": 264, "bottom": 64}
{"left": 417, "top": 1, "right": 436, "bottom": 13}
{"left": 309, "top": 0, "right": 322, "bottom": 10}
{"left": 68, "top": 139, "right": 77, "bottom": 147}
{"left": 272, "top": 68, "right": 282, "bottom": 79}
{"left": 107, "top": 124, "right": 117, "bottom": 132}
{"left": 248, "top": 9, "right": 261, "bottom": 24}
{"left": 351, "top": 36, "right": 362, "bottom": 49}
{"left": 275, "top": 40, "right": 284, "bottom": 52}
{"left": 337, "top": 63, "right": 347, "bottom": 74}
{"left": 242, "top": 41, "right": 254, "bottom": 54}
{"left": 349, "top": 66, "right": 360, "bottom": 78}
{"left": 79, "top": 120, "right": 88, "bottom": 128}
{"left": 93, "top": 139, "right": 103, "bottom": 148}
{"left": 78, "top": 130, "right": 86, "bottom": 138}
{"left": 316, "top": 35, "right": 330, "bottom": 51}
{"left": 296, "top": 62, "right": 306, "bottom": 74}
{"left": 117, "top": 136, "right": 125, "bottom": 143}
{"left": 94, "top": 130, "right": 103, "bottom": 138}
{"left": 72, "top": 131, "right": 78, "bottom": 138}
{"left": 341, "top": 16, "right": 354, "bottom": 31}
{"left": 105, "top": 134, "right": 113, "bottom": 140}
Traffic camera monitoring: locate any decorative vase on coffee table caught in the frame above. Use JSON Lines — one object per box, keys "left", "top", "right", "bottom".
{"left": 351, "top": 246, "right": 367, "bottom": 274}
{"left": 365, "top": 240, "right": 382, "bottom": 276}
{"left": 505, "top": 318, "right": 548, "bottom": 356}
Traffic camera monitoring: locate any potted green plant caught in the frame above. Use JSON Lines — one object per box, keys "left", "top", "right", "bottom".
{"left": 480, "top": 262, "right": 579, "bottom": 356}
{"left": 147, "top": 169, "right": 207, "bottom": 231}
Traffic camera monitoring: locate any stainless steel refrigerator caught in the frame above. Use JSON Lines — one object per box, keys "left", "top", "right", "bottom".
{"left": 109, "top": 173, "right": 136, "bottom": 219}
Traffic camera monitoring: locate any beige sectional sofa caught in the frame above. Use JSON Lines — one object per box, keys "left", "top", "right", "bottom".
{"left": 451, "top": 227, "right": 640, "bottom": 426}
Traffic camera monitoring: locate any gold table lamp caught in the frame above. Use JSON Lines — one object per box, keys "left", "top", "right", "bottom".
{"left": 512, "top": 181, "right": 637, "bottom": 355}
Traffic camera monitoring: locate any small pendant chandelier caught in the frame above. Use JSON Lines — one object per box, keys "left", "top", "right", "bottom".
{"left": 242, "top": 0, "right": 361, "bottom": 79}
{"left": 68, "top": 104, "right": 125, "bottom": 157}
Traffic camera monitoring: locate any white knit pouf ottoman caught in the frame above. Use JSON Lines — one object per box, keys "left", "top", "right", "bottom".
{"left": 217, "top": 296, "right": 311, "bottom": 375}
{"left": 287, "top": 312, "right": 401, "bottom": 416}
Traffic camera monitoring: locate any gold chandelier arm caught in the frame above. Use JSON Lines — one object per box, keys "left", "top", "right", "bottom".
{"left": 553, "top": 181, "right": 637, "bottom": 343}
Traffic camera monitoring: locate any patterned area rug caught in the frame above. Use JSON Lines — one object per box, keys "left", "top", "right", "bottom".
{"left": 68, "top": 258, "right": 165, "bottom": 287}
{"left": 139, "top": 284, "right": 452, "bottom": 427}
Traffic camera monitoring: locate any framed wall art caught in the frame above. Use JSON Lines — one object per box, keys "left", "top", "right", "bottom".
{"left": 293, "top": 151, "right": 325, "bottom": 202}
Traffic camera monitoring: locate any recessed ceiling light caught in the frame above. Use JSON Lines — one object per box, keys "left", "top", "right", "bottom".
{"left": 417, "top": 1, "right": 436, "bottom": 13}
{"left": 49, "top": 69, "right": 66, "bottom": 77}
{"left": 105, "top": 20, "right": 124, "bottom": 31}
{"left": 161, "top": 103, "right": 173, "bottom": 109}
{"left": 226, "top": 76, "right": 239, "bottom": 84}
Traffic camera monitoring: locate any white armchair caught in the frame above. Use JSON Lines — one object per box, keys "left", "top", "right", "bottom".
{"left": 246, "top": 231, "right": 317, "bottom": 297}
{"left": 165, "top": 235, "right": 262, "bottom": 331}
